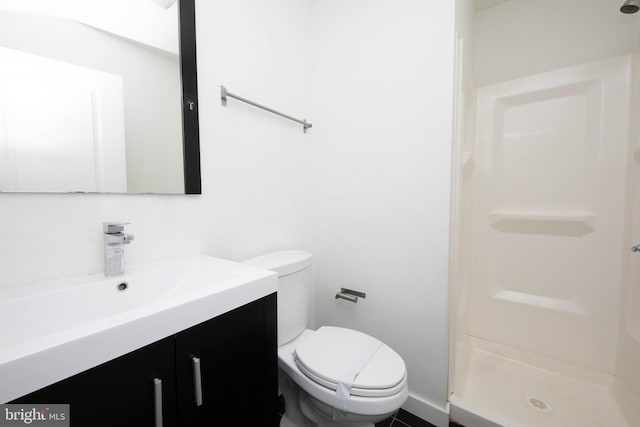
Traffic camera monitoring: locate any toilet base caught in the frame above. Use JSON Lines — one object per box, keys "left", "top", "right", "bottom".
{"left": 299, "top": 392, "right": 377, "bottom": 427}
{"left": 279, "top": 368, "right": 386, "bottom": 427}
{"left": 280, "top": 413, "right": 375, "bottom": 427}
{"left": 279, "top": 402, "right": 377, "bottom": 427}
{"left": 280, "top": 413, "right": 315, "bottom": 427}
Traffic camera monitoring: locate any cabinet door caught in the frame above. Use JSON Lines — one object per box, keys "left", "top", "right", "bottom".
{"left": 176, "top": 295, "right": 277, "bottom": 426}
{"left": 12, "top": 337, "right": 177, "bottom": 427}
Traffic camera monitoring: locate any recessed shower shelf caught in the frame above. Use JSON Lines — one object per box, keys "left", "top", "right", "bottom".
{"left": 493, "top": 290, "right": 588, "bottom": 315}
{"left": 489, "top": 211, "right": 597, "bottom": 236}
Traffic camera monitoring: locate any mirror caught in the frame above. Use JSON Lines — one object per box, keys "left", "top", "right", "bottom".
{"left": 0, "top": 0, "right": 200, "bottom": 194}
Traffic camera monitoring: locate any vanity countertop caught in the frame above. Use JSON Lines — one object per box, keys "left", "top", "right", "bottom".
{"left": 0, "top": 255, "right": 277, "bottom": 403}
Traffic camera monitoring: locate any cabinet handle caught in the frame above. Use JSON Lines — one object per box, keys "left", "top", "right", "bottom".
{"left": 153, "top": 378, "right": 163, "bottom": 427}
{"left": 192, "top": 357, "right": 203, "bottom": 406}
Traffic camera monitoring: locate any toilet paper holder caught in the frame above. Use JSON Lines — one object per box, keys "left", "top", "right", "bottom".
{"left": 335, "top": 288, "right": 366, "bottom": 303}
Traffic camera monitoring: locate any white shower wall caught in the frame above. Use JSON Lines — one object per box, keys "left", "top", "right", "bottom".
{"left": 473, "top": 0, "right": 640, "bottom": 87}
{"left": 468, "top": 56, "right": 629, "bottom": 373}
{"left": 449, "top": 0, "right": 475, "bottom": 402}
{"left": 450, "top": 2, "right": 640, "bottom": 425}
{"left": 614, "top": 46, "right": 640, "bottom": 426}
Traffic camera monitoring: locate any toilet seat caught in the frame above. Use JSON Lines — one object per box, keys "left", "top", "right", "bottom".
{"left": 278, "top": 329, "right": 409, "bottom": 417}
{"left": 294, "top": 327, "right": 406, "bottom": 398}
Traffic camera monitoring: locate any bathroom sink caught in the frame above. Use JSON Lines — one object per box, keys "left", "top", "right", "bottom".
{"left": 0, "top": 255, "right": 277, "bottom": 403}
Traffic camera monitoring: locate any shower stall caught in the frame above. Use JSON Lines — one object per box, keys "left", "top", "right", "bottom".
{"left": 448, "top": 1, "right": 640, "bottom": 426}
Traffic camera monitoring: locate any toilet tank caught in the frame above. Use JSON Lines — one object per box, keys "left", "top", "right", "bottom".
{"left": 244, "top": 250, "right": 312, "bottom": 346}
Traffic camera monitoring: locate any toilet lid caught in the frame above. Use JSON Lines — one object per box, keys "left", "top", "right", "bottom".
{"left": 294, "top": 327, "right": 406, "bottom": 398}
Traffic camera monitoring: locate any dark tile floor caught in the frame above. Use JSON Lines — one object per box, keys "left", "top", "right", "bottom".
{"left": 375, "top": 409, "right": 433, "bottom": 427}
{"left": 375, "top": 409, "right": 465, "bottom": 427}
{"left": 278, "top": 395, "right": 465, "bottom": 427}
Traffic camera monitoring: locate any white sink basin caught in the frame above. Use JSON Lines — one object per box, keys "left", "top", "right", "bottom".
{"left": 0, "top": 255, "right": 277, "bottom": 403}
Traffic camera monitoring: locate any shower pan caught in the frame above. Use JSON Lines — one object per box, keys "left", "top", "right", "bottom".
{"left": 448, "top": 52, "right": 639, "bottom": 427}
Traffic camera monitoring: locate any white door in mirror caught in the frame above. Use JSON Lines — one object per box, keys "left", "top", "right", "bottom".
{"left": 0, "top": 47, "right": 126, "bottom": 193}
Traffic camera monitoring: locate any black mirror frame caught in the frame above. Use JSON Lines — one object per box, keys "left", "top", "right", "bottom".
{"left": 179, "top": 0, "right": 201, "bottom": 194}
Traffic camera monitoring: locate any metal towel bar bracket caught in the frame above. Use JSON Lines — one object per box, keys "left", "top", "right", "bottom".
{"left": 335, "top": 288, "right": 366, "bottom": 303}
{"left": 220, "top": 86, "right": 312, "bottom": 133}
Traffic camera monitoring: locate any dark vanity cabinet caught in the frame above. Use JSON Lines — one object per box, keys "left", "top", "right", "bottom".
{"left": 176, "top": 294, "right": 278, "bottom": 426}
{"left": 12, "top": 337, "right": 177, "bottom": 427}
{"left": 12, "top": 294, "right": 277, "bottom": 427}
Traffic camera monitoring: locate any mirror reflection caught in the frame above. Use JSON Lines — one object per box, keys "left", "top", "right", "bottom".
{"left": 0, "top": 0, "right": 185, "bottom": 194}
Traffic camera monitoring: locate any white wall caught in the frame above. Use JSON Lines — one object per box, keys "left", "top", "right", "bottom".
{"left": 309, "top": 1, "right": 455, "bottom": 424}
{"left": 0, "top": 0, "right": 314, "bottom": 288}
{"left": 474, "top": 0, "right": 640, "bottom": 87}
{"left": 0, "top": 2, "right": 458, "bottom": 425}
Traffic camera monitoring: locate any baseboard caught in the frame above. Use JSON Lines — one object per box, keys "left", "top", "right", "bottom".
{"left": 401, "top": 393, "right": 450, "bottom": 427}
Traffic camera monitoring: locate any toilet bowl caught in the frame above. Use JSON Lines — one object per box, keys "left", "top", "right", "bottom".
{"left": 244, "top": 251, "right": 408, "bottom": 427}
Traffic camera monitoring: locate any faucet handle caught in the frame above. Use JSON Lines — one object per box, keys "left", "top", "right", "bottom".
{"left": 103, "top": 222, "right": 130, "bottom": 234}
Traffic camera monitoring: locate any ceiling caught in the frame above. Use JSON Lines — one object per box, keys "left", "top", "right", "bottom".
{"left": 0, "top": 0, "right": 178, "bottom": 54}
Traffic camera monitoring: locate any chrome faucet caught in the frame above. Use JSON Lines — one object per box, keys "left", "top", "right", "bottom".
{"left": 103, "top": 222, "right": 134, "bottom": 276}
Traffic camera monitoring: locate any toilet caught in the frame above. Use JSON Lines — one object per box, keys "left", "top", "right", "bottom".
{"left": 244, "top": 250, "right": 408, "bottom": 427}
